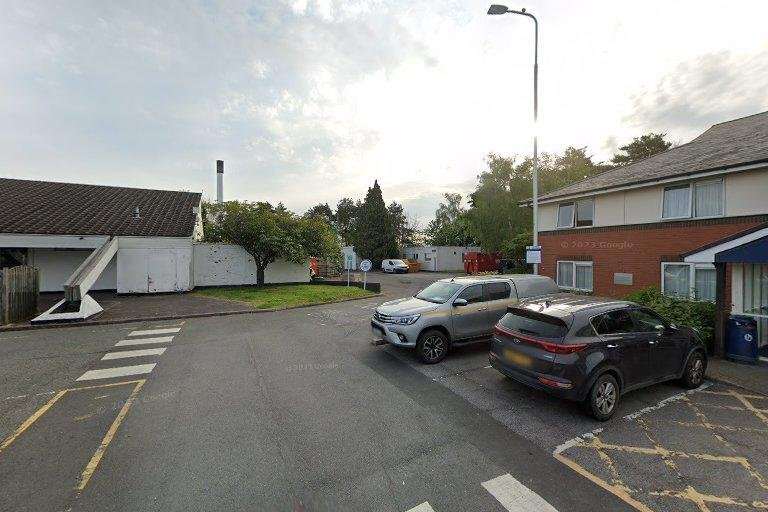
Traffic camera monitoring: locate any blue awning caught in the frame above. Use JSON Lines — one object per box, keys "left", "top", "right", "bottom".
{"left": 715, "top": 235, "right": 768, "bottom": 263}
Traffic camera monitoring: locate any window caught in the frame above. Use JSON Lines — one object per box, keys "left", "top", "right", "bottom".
{"left": 593, "top": 309, "right": 634, "bottom": 335}
{"left": 661, "top": 263, "right": 715, "bottom": 302}
{"left": 693, "top": 179, "right": 724, "bottom": 217}
{"left": 557, "top": 261, "right": 593, "bottom": 292}
{"left": 662, "top": 179, "right": 723, "bottom": 220}
{"left": 557, "top": 203, "right": 575, "bottom": 228}
{"left": 557, "top": 199, "right": 593, "bottom": 228}
{"left": 662, "top": 184, "right": 691, "bottom": 219}
{"left": 457, "top": 284, "right": 484, "bottom": 304}
{"left": 485, "top": 281, "right": 511, "bottom": 301}
{"left": 576, "top": 199, "right": 594, "bottom": 227}
{"left": 500, "top": 309, "right": 567, "bottom": 339}
{"left": 629, "top": 309, "right": 666, "bottom": 332}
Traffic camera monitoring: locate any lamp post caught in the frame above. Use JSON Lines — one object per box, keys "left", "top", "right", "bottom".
{"left": 487, "top": 4, "right": 539, "bottom": 274}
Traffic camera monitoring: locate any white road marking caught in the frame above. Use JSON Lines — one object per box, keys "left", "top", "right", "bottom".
{"left": 101, "top": 348, "right": 167, "bottom": 360}
{"left": 115, "top": 336, "right": 174, "bottom": 347}
{"left": 128, "top": 327, "right": 181, "bottom": 336}
{"left": 482, "top": 473, "right": 558, "bottom": 512}
{"left": 622, "top": 381, "right": 712, "bottom": 420}
{"left": 404, "top": 503, "right": 436, "bottom": 512}
{"left": 76, "top": 364, "right": 156, "bottom": 381}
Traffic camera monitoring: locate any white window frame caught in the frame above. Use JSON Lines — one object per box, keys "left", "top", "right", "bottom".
{"left": 557, "top": 198, "right": 594, "bottom": 229}
{"left": 660, "top": 262, "right": 716, "bottom": 301}
{"left": 556, "top": 260, "right": 593, "bottom": 292}
{"left": 556, "top": 202, "right": 576, "bottom": 228}
{"left": 660, "top": 178, "right": 724, "bottom": 221}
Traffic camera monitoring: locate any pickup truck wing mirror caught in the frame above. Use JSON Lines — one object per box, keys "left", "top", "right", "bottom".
{"left": 453, "top": 298, "right": 468, "bottom": 307}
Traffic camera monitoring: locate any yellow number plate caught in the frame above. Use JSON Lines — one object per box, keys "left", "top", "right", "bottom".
{"left": 504, "top": 348, "right": 532, "bottom": 367}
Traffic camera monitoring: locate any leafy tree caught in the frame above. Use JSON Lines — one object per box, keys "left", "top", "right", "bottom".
{"left": 204, "top": 201, "right": 339, "bottom": 285}
{"left": 426, "top": 193, "right": 476, "bottom": 246}
{"left": 611, "top": 133, "right": 672, "bottom": 166}
{"left": 387, "top": 201, "right": 416, "bottom": 249}
{"left": 351, "top": 180, "right": 398, "bottom": 265}
{"left": 304, "top": 203, "right": 335, "bottom": 226}
{"left": 334, "top": 197, "right": 358, "bottom": 246}
{"left": 467, "top": 147, "right": 602, "bottom": 252}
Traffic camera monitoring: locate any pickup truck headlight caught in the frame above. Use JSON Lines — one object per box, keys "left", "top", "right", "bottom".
{"left": 394, "top": 314, "right": 420, "bottom": 325}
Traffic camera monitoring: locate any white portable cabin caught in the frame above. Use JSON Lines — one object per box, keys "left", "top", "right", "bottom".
{"left": 403, "top": 246, "right": 480, "bottom": 272}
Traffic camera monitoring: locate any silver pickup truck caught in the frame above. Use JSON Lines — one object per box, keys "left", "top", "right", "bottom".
{"left": 371, "top": 274, "right": 560, "bottom": 363}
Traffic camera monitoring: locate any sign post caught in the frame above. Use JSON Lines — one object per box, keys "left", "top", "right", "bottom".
{"left": 525, "top": 246, "right": 542, "bottom": 266}
{"left": 359, "top": 259, "right": 372, "bottom": 290}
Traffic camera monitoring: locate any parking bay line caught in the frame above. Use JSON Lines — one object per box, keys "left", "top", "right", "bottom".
{"left": 76, "top": 364, "right": 156, "bottom": 381}
{"left": 115, "top": 336, "right": 174, "bottom": 347}
{"left": 101, "top": 348, "right": 166, "bottom": 360}
{"left": 0, "top": 379, "right": 145, "bottom": 492}
{"left": 481, "top": 473, "right": 559, "bottom": 512}
{"left": 405, "top": 503, "right": 435, "bottom": 512}
{"left": 128, "top": 327, "right": 181, "bottom": 337}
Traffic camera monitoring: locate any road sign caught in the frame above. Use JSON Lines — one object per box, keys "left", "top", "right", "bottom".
{"left": 525, "top": 246, "right": 542, "bottom": 264}
{"left": 359, "top": 259, "right": 372, "bottom": 272}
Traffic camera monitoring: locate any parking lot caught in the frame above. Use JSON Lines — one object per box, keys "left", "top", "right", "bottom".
{"left": 1, "top": 270, "right": 766, "bottom": 511}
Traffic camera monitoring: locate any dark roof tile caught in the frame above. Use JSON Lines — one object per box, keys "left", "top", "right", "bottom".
{"left": 0, "top": 178, "right": 201, "bottom": 237}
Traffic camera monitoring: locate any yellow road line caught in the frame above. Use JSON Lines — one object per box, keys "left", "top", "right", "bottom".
{"left": 76, "top": 379, "right": 145, "bottom": 491}
{"left": 0, "top": 390, "right": 67, "bottom": 454}
{"left": 553, "top": 452, "right": 654, "bottom": 512}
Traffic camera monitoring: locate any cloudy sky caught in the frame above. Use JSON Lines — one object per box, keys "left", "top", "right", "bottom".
{"left": 2, "top": 1, "right": 767, "bottom": 224}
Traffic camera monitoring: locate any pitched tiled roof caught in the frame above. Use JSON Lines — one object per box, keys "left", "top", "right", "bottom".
{"left": 536, "top": 110, "right": 768, "bottom": 202}
{"left": 0, "top": 178, "right": 201, "bottom": 237}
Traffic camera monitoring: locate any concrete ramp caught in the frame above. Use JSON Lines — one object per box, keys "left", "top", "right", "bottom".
{"left": 31, "top": 237, "right": 118, "bottom": 323}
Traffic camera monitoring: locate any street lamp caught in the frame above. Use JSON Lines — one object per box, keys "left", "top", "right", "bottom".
{"left": 487, "top": 4, "right": 540, "bottom": 274}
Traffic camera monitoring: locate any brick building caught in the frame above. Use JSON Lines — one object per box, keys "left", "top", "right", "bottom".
{"left": 529, "top": 111, "right": 768, "bottom": 356}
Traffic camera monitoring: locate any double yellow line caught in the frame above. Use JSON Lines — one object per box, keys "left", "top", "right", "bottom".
{"left": 0, "top": 379, "right": 146, "bottom": 491}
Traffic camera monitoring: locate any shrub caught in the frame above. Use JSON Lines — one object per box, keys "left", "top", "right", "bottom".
{"left": 624, "top": 286, "right": 716, "bottom": 353}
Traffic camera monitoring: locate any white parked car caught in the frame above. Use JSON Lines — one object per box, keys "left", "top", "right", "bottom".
{"left": 381, "top": 259, "right": 409, "bottom": 274}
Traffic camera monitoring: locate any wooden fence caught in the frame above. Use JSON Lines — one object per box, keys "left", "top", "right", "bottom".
{"left": 0, "top": 266, "right": 40, "bottom": 325}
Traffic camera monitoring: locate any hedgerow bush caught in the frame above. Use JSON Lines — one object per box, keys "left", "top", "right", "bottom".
{"left": 625, "top": 286, "right": 716, "bottom": 353}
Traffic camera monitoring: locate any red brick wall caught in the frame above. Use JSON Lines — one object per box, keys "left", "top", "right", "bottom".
{"left": 539, "top": 215, "right": 767, "bottom": 299}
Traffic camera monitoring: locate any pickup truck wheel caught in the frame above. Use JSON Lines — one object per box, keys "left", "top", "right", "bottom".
{"left": 417, "top": 330, "right": 449, "bottom": 364}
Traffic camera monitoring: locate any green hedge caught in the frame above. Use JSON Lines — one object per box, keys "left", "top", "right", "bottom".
{"left": 625, "top": 286, "right": 716, "bottom": 353}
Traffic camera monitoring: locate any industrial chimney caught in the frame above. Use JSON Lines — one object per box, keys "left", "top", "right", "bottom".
{"left": 216, "top": 160, "right": 224, "bottom": 203}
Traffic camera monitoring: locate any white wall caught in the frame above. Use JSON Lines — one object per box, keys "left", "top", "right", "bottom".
{"left": 538, "top": 167, "right": 768, "bottom": 232}
{"left": 193, "top": 243, "right": 309, "bottom": 286}
{"left": 116, "top": 237, "right": 193, "bottom": 294}
{"left": 29, "top": 248, "right": 117, "bottom": 292}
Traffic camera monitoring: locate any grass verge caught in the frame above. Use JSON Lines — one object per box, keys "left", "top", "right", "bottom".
{"left": 193, "top": 284, "right": 375, "bottom": 310}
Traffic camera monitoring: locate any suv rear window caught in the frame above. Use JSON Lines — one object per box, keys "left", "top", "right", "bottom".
{"left": 500, "top": 309, "right": 568, "bottom": 339}
{"left": 514, "top": 277, "right": 560, "bottom": 299}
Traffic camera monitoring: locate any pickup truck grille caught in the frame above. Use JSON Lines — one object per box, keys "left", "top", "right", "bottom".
{"left": 373, "top": 311, "right": 397, "bottom": 323}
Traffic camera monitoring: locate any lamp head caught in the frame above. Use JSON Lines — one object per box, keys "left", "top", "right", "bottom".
{"left": 487, "top": 4, "right": 509, "bottom": 15}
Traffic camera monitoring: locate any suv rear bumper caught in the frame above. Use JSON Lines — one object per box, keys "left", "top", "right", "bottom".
{"left": 489, "top": 352, "right": 584, "bottom": 401}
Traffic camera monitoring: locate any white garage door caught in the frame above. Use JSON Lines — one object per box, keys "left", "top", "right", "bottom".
{"left": 118, "top": 248, "right": 188, "bottom": 294}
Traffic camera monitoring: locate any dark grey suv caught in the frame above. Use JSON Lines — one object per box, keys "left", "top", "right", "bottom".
{"left": 489, "top": 294, "right": 707, "bottom": 420}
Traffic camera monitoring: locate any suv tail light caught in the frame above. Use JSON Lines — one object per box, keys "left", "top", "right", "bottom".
{"left": 494, "top": 325, "right": 586, "bottom": 354}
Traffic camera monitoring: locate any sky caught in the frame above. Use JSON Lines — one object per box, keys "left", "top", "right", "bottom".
{"left": 2, "top": 0, "right": 767, "bottom": 225}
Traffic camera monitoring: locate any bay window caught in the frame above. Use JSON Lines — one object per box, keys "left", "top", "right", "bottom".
{"left": 662, "top": 179, "right": 723, "bottom": 220}
{"left": 661, "top": 262, "right": 716, "bottom": 301}
{"left": 557, "top": 261, "right": 593, "bottom": 292}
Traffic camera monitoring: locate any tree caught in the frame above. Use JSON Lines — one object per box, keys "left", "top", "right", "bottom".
{"left": 334, "top": 197, "right": 358, "bottom": 246}
{"left": 611, "top": 133, "right": 672, "bottom": 166}
{"left": 204, "top": 201, "right": 340, "bottom": 285}
{"left": 387, "top": 201, "right": 416, "bottom": 249}
{"left": 351, "top": 180, "right": 398, "bottom": 265}
{"left": 426, "top": 193, "right": 476, "bottom": 246}
{"left": 304, "top": 203, "right": 335, "bottom": 226}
